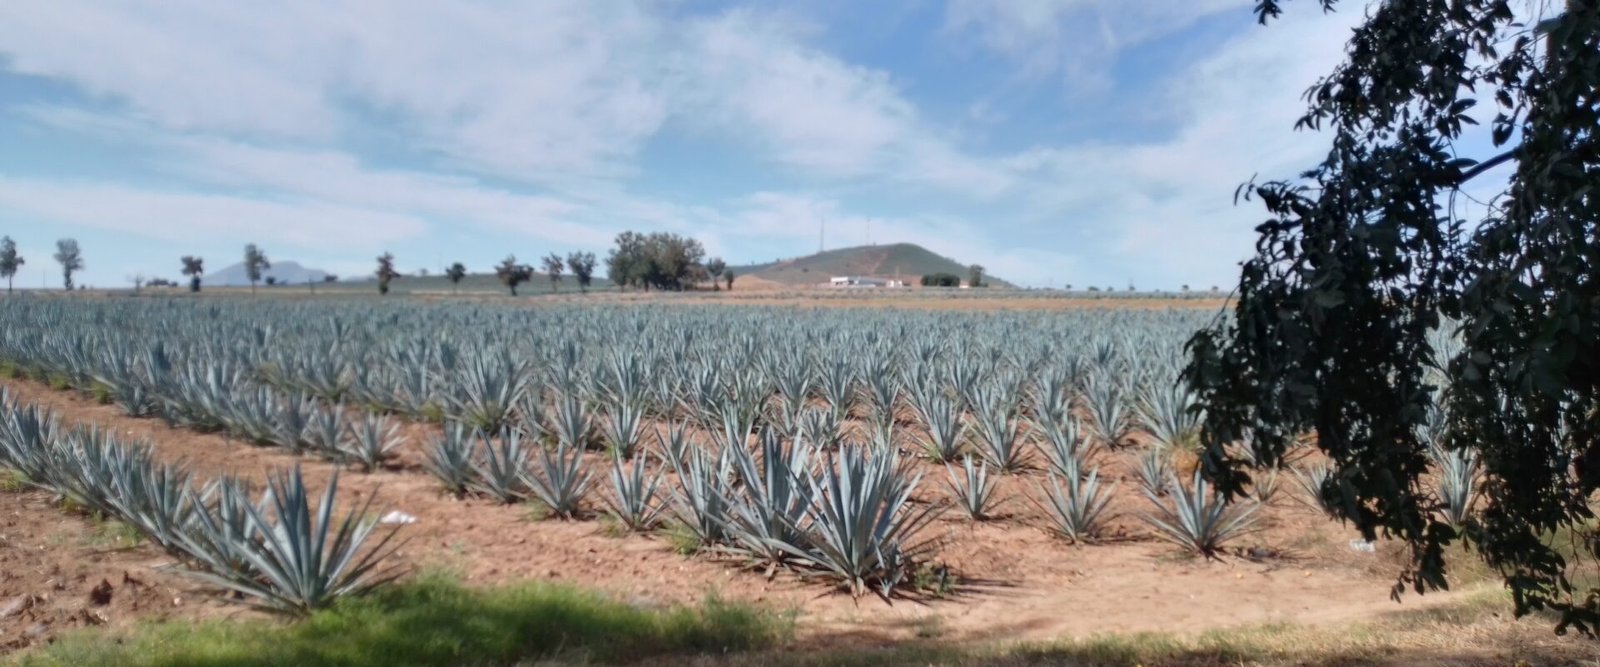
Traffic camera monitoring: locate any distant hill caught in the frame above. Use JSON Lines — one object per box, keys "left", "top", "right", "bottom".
{"left": 206, "top": 260, "right": 331, "bottom": 286}
{"left": 730, "top": 243, "right": 1009, "bottom": 287}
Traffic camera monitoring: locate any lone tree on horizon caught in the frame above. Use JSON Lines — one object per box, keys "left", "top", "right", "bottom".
{"left": 53, "top": 239, "right": 82, "bottom": 291}
{"left": 181, "top": 256, "right": 204, "bottom": 293}
{"left": 494, "top": 255, "right": 532, "bottom": 296}
{"left": 723, "top": 268, "right": 734, "bottom": 291}
{"left": 243, "top": 243, "right": 270, "bottom": 294}
{"left": 1186, "top": 0, "right": 1600, "bottom": 635}
{"left": 375, "top": 252, "right": 400, "bottom": 295}
{"left": 0, "top": 236, "right": 23, "bottom": 294}
{"left": 704, "top": 257, "right": 727, "bottom": 291}
{"left": 566, "top": 251, "right": 595, "bottom": 293}
{"left": 542, "top": 253, "right": 564, "bottom": 292}
{"left": 968, "top": 264, "right": 985, "bottom": 289}
{"left": 445, "top": 262, "right": 467, "bottom": 294}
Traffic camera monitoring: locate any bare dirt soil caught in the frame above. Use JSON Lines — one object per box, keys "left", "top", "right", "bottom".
{"left": 0, "top": 375, "right": 1483, "bottom": 655}
{"left": 0, "top": 486, "right": 239, "bottom": 651}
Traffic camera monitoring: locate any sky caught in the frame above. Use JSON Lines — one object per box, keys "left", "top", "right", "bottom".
{"left": 0, "top": 0, "right": 1371, "bottom": 290}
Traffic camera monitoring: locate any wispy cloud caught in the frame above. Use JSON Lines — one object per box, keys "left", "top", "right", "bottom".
{"left": 942, "top": 0, "right": 1252, "bottom": 87}
{"left": 0, "top": 177, "right": 428, "bottom": 249}
{"left": 0, "top": 0, "right": 1360, "bottom": 289}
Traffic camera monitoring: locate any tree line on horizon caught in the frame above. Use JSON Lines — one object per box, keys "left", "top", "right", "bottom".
{"left": 0, "top": 232, "right": 1223, "bottom": 297}
{"left": 0, "top": 231, "right": 740, "bottom": 297}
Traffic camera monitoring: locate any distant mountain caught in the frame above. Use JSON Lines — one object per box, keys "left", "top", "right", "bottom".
{"left": 730, "top": 243, "right": 1010, "bottom": 287}
{"left": 205, "top": 260, "right": 331, "bottom": 287}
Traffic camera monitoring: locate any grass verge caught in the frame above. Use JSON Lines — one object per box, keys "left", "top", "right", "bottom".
{"left": 20, "top": 582, "right": 1590, "bottom": 667}
{"left": 710, "top": 590, "right": 1585, "bottom": 667}
{"left": 17, "top": 573, "right": 793, "bottom": 667}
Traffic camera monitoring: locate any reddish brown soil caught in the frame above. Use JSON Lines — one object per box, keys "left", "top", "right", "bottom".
{"left": 0, "top": 487, "right": 240, "bottom": 651}
{"left": 0, "top": 377, "right": 1473, "bottom": 649}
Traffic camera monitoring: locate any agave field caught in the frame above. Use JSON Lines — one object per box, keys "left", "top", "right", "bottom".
{"left": 0, "top": 297, "right": 1480, "bottom": 614}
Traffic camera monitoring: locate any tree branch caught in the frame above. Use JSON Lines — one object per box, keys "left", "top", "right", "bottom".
{"left": 1454, "top": 148, "right": 1519, "bottom": 186}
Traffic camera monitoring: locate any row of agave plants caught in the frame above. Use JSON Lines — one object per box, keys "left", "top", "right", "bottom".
{"left": 0, "top": 300, "right": 1217, "bottom": 464}
{"left": 0, "top": 298, "right": 1479, "bottom": 593}
{"left": 434, "top": 421, "right": 942, "bottom": 598}
{"left": 0, "top": 388, "right": 404, "bottom": 615}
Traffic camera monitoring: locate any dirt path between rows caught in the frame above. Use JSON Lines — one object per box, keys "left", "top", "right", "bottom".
{"left": 0, "top": 377, "right": 1474, "bottom": 648}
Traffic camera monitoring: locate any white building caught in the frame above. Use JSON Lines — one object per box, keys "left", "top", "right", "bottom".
{"left": 829, "top": 276, "right": 901, "bottom": 288}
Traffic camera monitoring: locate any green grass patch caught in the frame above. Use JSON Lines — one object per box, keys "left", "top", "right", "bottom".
{"left": 89, "top": 519, "right": 144, "bottom": 550}
{"left": 523, "top": 499, "right": 553, "bottom": 522}
{"left": 417, "top": 402, "right": 446, "bottom": 424}
{"left": 0, "top": 469, "right": 29, "bottom": 492}
{"left": 20, "top": 572, "right": 792, "bottom": 667}
{"left": 663, "top": 522, "right": 704, "bottom": 555}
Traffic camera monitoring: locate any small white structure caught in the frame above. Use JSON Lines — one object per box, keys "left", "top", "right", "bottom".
{"left": 829, "top": 276, "right": 894, "bottom": 288}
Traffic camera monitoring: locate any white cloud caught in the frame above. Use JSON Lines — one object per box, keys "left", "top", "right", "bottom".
{"left": 165, "top": 139, "right": 612, "bottom": 247}
{"left": 0, "top": 178, "right": 428, "bottom": 249}
{"left": 981, "top": 7, "right": 1362, "bottom": 288}
{"left": 943, "top": 0, "right": 1252, "bottom": 86}
{"left": 680, "top": 11, "right": 913, "bottom": 175}
{"left": 0, "top": 3, "right": 336, "bottom": 138}
{"left": 675, "top": 10, "right": 1013, "bottom": 197}
{"left": 0, "top": 0, "right": 1370, "bottom": 290}
{"left": 0, "top": 1, "right": 1011, "bottom": 200}
{"left": 0, "top": 1, "right": 670, "bottom": 185}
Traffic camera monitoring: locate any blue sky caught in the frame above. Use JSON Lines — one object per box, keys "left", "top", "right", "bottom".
{"left": 0, "top": 0, "right": 1369, "bottom": 289}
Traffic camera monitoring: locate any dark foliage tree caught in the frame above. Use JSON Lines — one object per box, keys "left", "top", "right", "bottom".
{"left": 606, "top": 231, "right": 644, "bottom": 288}
{"left": 1186, "top": 0, "right": 1600, "bottom": 635}
{"left": 566, "top": 251, "right": 596, "bottom": 293}
{"left": 0, "top": 236, "right": 23, "bottom": 294}
{"left": 605, "top": 231, "right": 706, "bottom": 291}
{"left": 445, "top": 262, "right": 467, "bottom": 294}
{"left": 243, "top": 243, "right": 270, "bottom": 294}
{"left": 53, "top": 239, "right": 83, "bottom": 291}
{"left": 968, "top": 264, "right": 985, "bottom": 288}
{"left": 921, "top": 273, "right": 960, "bottom": 288}
{"left": 495, "top": 255, "right": 533, "bottom": 296}
{"left": 181, "top": 256, "right": 204, "bottom": 293}
{"left": 723, "top": 268, "right": 735, "bottom": 291}
{"left": 704, "top": 257, "right": 727, "bottom": 291}
{"left": 542, "top": 253, "right": 564, "bottom": 291}
{"left": 375, "top": 252, "right": 400, "bottom": 295}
